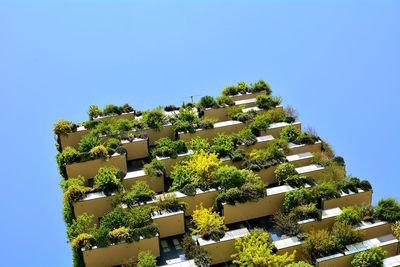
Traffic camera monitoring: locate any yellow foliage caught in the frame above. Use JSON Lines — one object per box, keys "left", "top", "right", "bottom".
{"left": 187, "top": 149, "right": 222, "bottom": 182}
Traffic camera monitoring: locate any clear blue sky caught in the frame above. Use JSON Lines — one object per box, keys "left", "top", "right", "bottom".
{"left": 0, "top": 1, "right": 399, "bottom": 266}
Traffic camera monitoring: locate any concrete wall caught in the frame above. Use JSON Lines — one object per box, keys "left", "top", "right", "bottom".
{"left": 322, "top": 190, "right": 372, "bottom": 210}
{"left": 59, "top": 129, "right": 89, "bottom": 150}
{"left": 122, "top": 173, "right": 164, "bottom": 193}
{"left": 288, "top": 141, "right": 322, "bottom": 156}
{"left": 93, "top": 112, "right": 135, "bottom": 122}
{"left": 122, "top": 139, "right": 149, "bottom": 160}
{"left": 203, "top": 107, "right": 229, "bottom": 122}
{"left": 261, "top": 122, "right": 301, "bottom": 138}
{"left": 361, "top": 222, "right": 393, "bottom": 240}
{"left": 179, "top": 122, "right": 246, "bottom": 144}
{"left": 82, "top": 236, "right": 160, "bottom": 267}
{"left": 140, "top": 125, "right": 175, "bottom": 146}
{"left": 300, "top": 216, "right": 337, "bottom": 233}
{"left": 65, "top": 154, "right": 127, "bottom": 182}
{"left": 277, "top": 243, "right": 307, "bottom": 263}
{"left": 229, "top": 91, "right": 266, "bottom": 101}
{"left": 73, "top": 194, "right": 115, "bottom": 225}
{"left": 152, "top": 211, "right": 185, "bottom": 238}
{"left": 180, "top": 190, "right": 218, "bottom": 216}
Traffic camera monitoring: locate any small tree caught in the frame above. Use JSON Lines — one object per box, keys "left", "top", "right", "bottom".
{"left": 303, "top": 229, "right": 337, "bottom": 263}
{"left": 280, "top": 125, "right": 300, "bottom": 142}
{"left": 213, "top": 166, "right": 245, "bottom": 191}
{"left": 336, "top": 206, "right": 363, "bottom": 225}
{"left": 332, "top": 221, "right": 363, "bottom": 251}
{"left": 93, "top": 166, "right": 120, "bottom": 195}
{"left": 231, "top": 229, "right": 295, "bottom": 266}
{"left": 275, "top": 163, "right": 297, "bottom": 185}
{"left": 351, "top": 247, "right": 387, "bottom": 267}
{"left": 67, "top": 213, "right": 95, "bottom": 242}
{"left": 137, "top": 251, "right": 157, "bottom": 267}
{"left": 122, "top": 181, "right": 156, "bottom": 207}
{"left": 191, "top": 204, "right": 227, "bottom": 241}
{"left": 375, "top": 198, "right": 400, "bottom": 222}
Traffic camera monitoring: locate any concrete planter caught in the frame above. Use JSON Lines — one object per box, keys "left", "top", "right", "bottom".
{"left": 316, "top": 234, "right": 398, "bottom": 267}
{"left": 295, "top": 164, "right": 325, "bottom": 181}
{"left": 65, "top": 153, "right": 127, "bottom": 183}
{"left": 59, "top": 126, "right": 89, "bottom": 150}
{"left": 93, "top": 112, "right": 135, "bottom": 122}
{"left": 152, "top": 210, "right": 185, "bottom": 238}
{"left": 357, "top": 220, "right": 393, "bottom": 240}
{"left": 275, "top": 236, "right": 305, "bottom": 262}
{"left": 238, "top": 135, "right": 275, "bottom": 153}
{"left": 175, "top": 189, "right": 218, "bottom": 216}
{"left": 322, "top": 189, "right": 372, "bottom": 210}
{"left": 179, "top": 120, "right": 246, "bottom": 144}
{"left": 198, "top": 228, "right": 249, "bottom": 265}
{"left": 299, "top": 208, "right": 342, "bottom": 233}
{"left": 82, "top": 235, "right": 160, "bottom": 267}
{"left": 121, "top": 138, "right": 149, "bottom": 160}
{"left": 202, "top": 106, "right": 230, "bottom": 122}
{"left": 139, "top": 123, "right": 175, "bottom": 146}
{"left": 122, "top": 169, "right": 164, "bottom": 193}
{"left": 228, "top": 91, "right": 266, "bottom": 101}
{"left": 288, "top": 140, "right": 322, "bottom": 156}
{"left": 157, "top": 150, "right": 193, "bottom": 176}
{"left": 260, "top": 121, "right": 301, "bottom": 138}
{"left": 73, "top": 192, "right": 115, "bottom": 225}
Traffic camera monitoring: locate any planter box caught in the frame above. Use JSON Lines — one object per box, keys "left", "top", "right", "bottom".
{"left": 316, "top": 234, "right": 398, "bottom": 267}
{"left": 159, "top": 260, "right": 196, "bottom": 267}
{"left": 139, "top": 123, "right": 175, "bottom": 146}
{"left": 59, "top": 126, "right": 89, "bottom": 150}
{"left": 65, "top": 153, "right": 127, "bottom": 183}
{"left": 261, "top": 121, "right": 301, "bottom": 138}
{"left": 121, "top": 138, "right": 149, "bottom": 160}
{"left": 93, "top": 112, "right": 135, "bottom": 122}
{"left": 198, "top": 228, "right": 249, "bottom": 265}
{"left": 287, "top": 152, "right": 314, "bottom": 167}
{"left": 223, "top": 185, "right": 299, "bottom": 224}
{"left": 82, "top": 235, "right": 160, "bottom": 267}
{"left": 179, "top": 120, "right": 246, "bottom": 144}
{"left": 234, "top": 97, "right": 257, "bottom": 108}
{"left": 275, "top": 236, "right": 305, "bottom": 262}
{"left": 202, "top": 106, "right": 230, "bottom": 122}
{"left": 242, "top": 104, "right": 283, "bottom": 115}
{"left": 296, "top": 164, "right": 325, "bottom": 181}
{"left": 157, "top": 150, "right": 193, "bottom": 176}
{"left": 238, "top": 135, "right": 275, "bottom": 153}
{"left": 288, "top": 141, "right": 322, "bottom": 156}
{"left": 73, "top": 192, "right": 115, "bottom": 225}
{"left": 122, "top": 169, "right": 164, "bottom": 193}
{"left": 384, "top": 255, "right": 400, "bottom": 266}
{"left": 322, "top": 189, "right": 372, "bottom": 210}
{"left": 175, "top": 189, "right": 218, "bottom": 216}
{"left": 228, "top": 91, "right": 266, "bottom": 101}
{"left": 152, "top": 210, "right": 185, "bottom": 238}
{"left": 357, "top": 220, "right": 393, "bottom": 240}
{"left": 299, "top": 208, "right": 342, "bottom": 233}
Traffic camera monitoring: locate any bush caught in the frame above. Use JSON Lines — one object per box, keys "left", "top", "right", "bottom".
{"left": 337, "top": 206, "right": 363, "bottom": 225}
{"left": 100, "top": 209, "right": 129, "bottom": 231}
{"left": 216, "top": 95, "right": 234, "bottom": 106}
{"left": 190, "top": 137, "right": 210, "bottom": 153}
{"left": 392, "top": 221, "right": 400, "bottom": 240}
{"left": 256, "top": 95, "right": 279, "bottom": 110}
{"left": 122, "top": 182, "right": 156, "bottom": 207}
{"left": 283, "top": 187, "right": 314, "bottom": 213}
{"left": 60, "top": 175, "right": 85, "bottom": 192}
{"left": 286, "top": 262, "right": 313, "bottom": 267}
{"left": 63, "top": 185, "right": 87, "bottom": 203}
{"left": 191, "top": 204, "right": 227, "bottom": 241}
{"left": 251, "top": 80, "right": 272, "bottom": 94}
{"left": 67, "top": 213, "right": 95, "bottom": 242}
{"left": 122, "top": 103, "right": 134, "bottom": 113}
{"left": 285, "top": 175, "right": 315, "bottom": 188}
{"left": 222, "top": 85, "right": 238, "bottom": 96}
{"left": 70, "top": 233, "right": 95, "bottom": 250}
{"left": 125, "top": 207, "right": 152, "bottom": 229}
{"left": 351, "top": 247, "right": 387, "bottom": 267}
{"left": 227, "top": 105, "right": 244, "bottom": 120}
{"left": 362, "top": 203, "right": 375, "bottom": 222}
{"left": 230, "top": 148, "right": 245, "bottom": 162}
{"left": 217, "top": 187, "right": 244, "bottom": 206}
{"left": 103, "top": 104, "right": 123, "bottom": 116}
{"left": 213, "top": 166, "right": 245, "bottom": 191}
{"left": 375, "top": 198, "right": 400, "bottom": 222}
{"left": 180, "top": 183, "right": 197, "bottom": 196}
{"left": 142, "top": 108, "right": 165, "bottom": 130}
{"left": 164, "top": 104, "right": 179, "bottom": 112}
{"left": 93, "top": 167, "right": 120, "bottom": 195}
{"left": 236, "top": 81, "right": 250, "bottom": 93}
{"left": 275, "top": 163, "right": 297, "bottom": 185}
{"left": 291, "top": 203, "right": 321, "bottom": 221}
{"left": 232, "top": 228, "right": 295, "bottom": 266}
{"left": 303, "top": 229, "right": 337, "bottom": 262}
{"left": 107, "top": 138, "right": 121, "bottom": 149}
{"left": 332, "top": 156, "right": 345, "bottom": 166}
{"left": 332, "top": 221, "right": 363, "bottom": 251}
{"left": 57, "top": 147, "right": 80, "bottom": 176}
{"left": 170, "top": 164, "right": 195, "bottom": 191}
{"left": 137, "top": 251, "right": 157, "bottom": 267}
{"left": 274, "top": 211, "right": 301, "bottom": 236}
{"left": 88, "top": 105, "right": 102, "bottom": 119}
{"left": 187, "top": 150, "right": 222, "bottom": 183}
{"left": 53, "top": 119, "right": 74, "bottom": 135}
{"left": 249, "top": 113, "right": 270, "bottom": 136}
{"left": 182, "top": 234, "right": 198, "bottom": 259}
{"left": 144, "top": 159, "right": 165, "bottom": 177}
{"left": 197, "top": 118, "right": 215, "bottom": 129}
{"left": 177, "top": 107, "right": 197, "bottom": 123}
{"left": 173, "top": 120, "right": 195, "bottom": 134}
{"left": 194, "top": 251, "right": 212, "bottom": 267}
{"left": 234, "top": 128, "right": 257, "bottom": 146}
{"left": 108, "top": 227, "right": 131, "bottom": 244}
{"left": 198, "top": 96, "right": 218, "bottom": 109}
{"left": 280, "top": 125, "right": 300, "bottom": 142}
{"left": 152, "top": 137, "right": 187, "bottom": 158}
{"left": 154, "top": 193, "right": 188, "bottom": 212}
{"left": 89, "top": 145, "right": 108, "bottom": 160}
{"left": 311, "top": 181, "right": 340, "bottom": 201}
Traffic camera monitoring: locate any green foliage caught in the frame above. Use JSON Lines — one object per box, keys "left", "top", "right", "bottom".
{"left": 170, "top": 164, "right": 195, "bottom": 191}
{"left": 286, "top": 262, "right": 313, "bottom": 267}
{"left": 227, "top": 105, "right": 244, "bottom": 120}
{"left": 122, "top": 103, "right": 134, "bottom": 113}
{"left": 236, "top": 81, "right": 250, "bottom": 93}
{"left": 283, "top": 187, "right": 314, "bottom": 213}
{"left": 88, "top": 105, "right": 102, "bottom": 119}
{"left": 67, "top": 213, "right": 95, "bottom": 242}
{"left": 100, "top": 208, "right": 129, "bottom": 231}
{"left": 60, "top": 176, "right": 85, "bottom": 192}
{"left": 186, "top": 150, "right": 222, "bottom": 184}
{"left": 70, "top": 233, "right": 95, "bottom": 250}
{"left": 222, "top": 85, "right": 239, "bottom": 96}
{"left": 242, "top": 141, "right": 287, "bottom": 171}
{"left": 234, "top": 128, "right": 257, "bottom": 146}
{"left": 249, "top": 113, "right": 270, "bottom": 136}
{"left": 190, "top": 136, "right": 211, "bottom": 153}
{"left": 137, "top": 251, "right": 157, "bottom": 267}
{"left": 332, "top": 221, "right": 363, "bottom": 251}
{"left": 107, "top": 138, "right": 121, "bottom": 149}
{"left": 251, "top": 79, "right": 272, "bottom": 94}
{"left": 216, "top": 95, "right": 234, "bottom": 106}
{"left": 154, "top": 193, "right": 188, "bottom": 212}
{"left": 89, "top": 145, "right": 108, "bottom": 160}
{"left": 375, "top": 198, "right": 400, "bottom": 222}
{"left": 337, "top": 206, "right": 363, "bottom": 225}
{"left": 197, "top": 118, "right": 215, "bottom": 129}
{"left": 294, "top": 132, "right": 319, "bottom": 145}
{"left": 198, "top": 96, "right": 218, "bottom": 109}
{"left": 93, "top": 167, "right": 120, "bottom": 195}
{"left": 291, "top": 203, "right": 321, "bottom": 221}
{"left": 191, "top": 204, "right": 227, "bottom": 240}
{"left": 194, "top": 251, "right": 212, "bottom": 267}
{"left": 285, "top": 175, "right": 315, "bottom": 188}
{"left": 280, "top": 125, "right": 301, "bottom": 142}
{"left": 144, "top": 159, "right": 166, "bottom": 177}
{"left": 182, "top": 234, "right": 198, "bottom": 259}
{"left": 231, "top": 228, "right": 295, "bottom": 266}
{"left": 256, "top": 95, "right": 280, "bottom": 110}
{"left": 275, "top": 162, "right": 297, "bottom": 185}
{"left": 103, "top": 104, "right": 123, "bottom": 116}
{"left": 152, "top": 137, "right": 187, "bottom": 158}
{"left": 108, "top": 227, "right": 131, "bottom": 243}
{"left": 230, "top": 148, "right": 245, "bottom": 162}
{"left": 392, "top": 221, "right": 400, "bottom": 240}
{"left": 302, "top": 229, "right": 337, "bottom": 262}
{"left": 63, "top": 202, "right": 74, "bottom": 225}
{"left": 122, "top": 182, "right": 156, "bottom": 208}
{"left": 125, "top": 207, "right": 152, "bottom": 229}
{"left": 311, "top": 181, "right": 340, "bottom": 201}
{"left": 351, "top": 247, "right": 387, "bottom": 267}
{"left": 177, "top": 107, "right": 197, "bottom": 123}
{"left": 53, "top": 119, "right": 74, "bottom": 135}
{"left": 57, "top": 146, "right": 80, "bottom": 176}
{"left": 173, "top": 120, "right": 195, "bottom": 134}
{"left": 180, "top": 183, "right": 197, "bottom": 196}
{"left": 213, "top": 166, "right": 245, "bottom": 190}
{"left": 63, "top": 185, "right": 88, "bottom": 203}
{"left": 142, "top": 108, "right": 166, "bottom": 130}
{"left": 273, "top": 211, "right": 301, "bottom": 236}
{"left": 211, "top": 133, "right": 235, "bottom": 157}
{"left": 332, "top": 156, "right": 345, "bottom": 166}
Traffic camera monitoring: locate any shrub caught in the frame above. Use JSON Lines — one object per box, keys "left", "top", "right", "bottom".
{"left": 337, "top": 206, "right": 363, "bottom": 225}
{"left": 108, "top": 227, "right": 131, "bottom": 244}
{"left": 125, "top": 207, "right": 152, "bottom": 229}
{"left": 63, "top": 185, "right": 87, "bottom": 203}
{"left": 351, "top": 247, "right": 387, "bottom": 267}
{"left": 107, "top": 138, "right": 121, "bottom": 149}
{"left": 53, "top": 119, "right": 74, "bottom": 135}
{"left": 187, "top": 150, "right": 222, "bottom": 183}
{"left": 194, "top": 251, "right": 212, "bottom": 267}
{"left": 302, "top": 229, "right": 337, "bottom": 262}
{"left": 362, "top": 203, "right": 375, "bottom": 222}
{"left": 154, "top": 193, "right": 188, "bottom": 212}
{"left": 280, "top": 125, "right": 300, "bottom": 142}
{"left": 103, "top": 104, "right": 123, "bottom": 116}
{"left": 227, "top": 105, "right": 244, "bottom": 120}
{"left": 283, "top": 187, "right": 314, "bottom": 213}
{"left": 100, "top": 208, "right": 128, "bottom": 231}
{"left": 375, "top": 198, "right": 400, "bottom": 222}
{"left": 67, "top": 213, "right": 95, "bottom": 242}
{"left": 170, "top": 164, "right": 195, "bottom": 191}
{"left": 230, "top": 148, "right": 245, "bottom": 162}
{"left": 286, "top": 262, "right": 313, "bottom": 267}
{"left": 122, "top": 182, "right": 156, "bottom": 207}
{"left": 198, "top": 96, "right": 218, "bottom": 109}
{"left": 217, "top": 187, "right": 244, "bottom": 206}
{"left": 93, "top": 167, "right": 120, "bottom": 195}
{"left": 152, "top": 137, "right": 187, "bottom": 158}
{"left": 240, "top": 182, "right": 265, "bottom": 201}
{"left": 191, "top": 204, "right": 227, "bottom": 241}
{"left": 177, "top": 107, "right": 197, "bottom": 123}
{"left": 332, "top": 221, "right": 363, "bottom": 251}
{"left": 190, "top": 136, "right": 211, "bottom": 153}
{"left": 173, "top": 120, "right": 195, "bottom": 134}
{"left": 291, "top": 203, "right": 321, "bottom": 221}
{"left": 142, "top": 108, "right": 165, "bottom": 130}
{"left": 332, "top": 156, "right": 345, "bottom": 166}
{"left": 180, "top": 183, "right": 197, "bottom": 196}
{"left": 274, "top": 211, "right": 301, "bottom": 236}
{"left": 144, "top": 159, "right": 165, "bottom": 177}
{"left": 222, "top": 85, "right": 238, "bottom": 96}
{"left": 89, "top": 145, "right": 108, "bottom": 160}
{"left": 70, "top": 233, "right": 95, "bottom": 250}
{"left": 122, "top": 103, "right": 134, "bottom": 113}
{"left": 311, "top": 181, "right": 340, "bottom": 201}
{"left": 251, "top": 80, "right": 271, "bottom": 94}
{"left": 213, "top": 166, "right": 245, "bottom": 191}
{"left": 232, "top": 228, "right": 295, "bottom": 266}
{"left": 137, "top": 251, "right": 157, "bottom": 267}
{"left": 295, "top": 132, "right": 319, "bottom": 145}
{"left": 249, "top": 113, "right": 270, "bottom": 136}
{"left": 392, "top": 221, "right": 400, "bottom": 240}
{"left": 182, "top": 234, "right": 198, "bottom": 259}
{"left": 57, "top": 147, "right": 80, "bottom": 176}
{"left": 60, "top": 175, "right": 85, "bottom": 192}
{"left": 285, "top": 175, "right": 315, "bottom": 188}
{"left": 88, "top": 105, "right": 102, "bottom": 119}
{"left": 265, "top": 106, "right": 284, "bottom": 122}
{"left": 275, "top": 163, "right": 297, "bottom": 185}
{"left": 211, "top": 134, "right": 235, "bottom": 157}
{"left": 234, "top": 128, "right": 257, "bottom": 146}
{"left": 256, "top": 95, "right": 279, "bottom": 110}
{"left": 237, "top": 81, "right": 250, "bottom": 93}
{"left": 197, "top": 118, "right": 215, "bottom": 129}
{"left": 216, "top": 95, "right": 234, "bottom": 106}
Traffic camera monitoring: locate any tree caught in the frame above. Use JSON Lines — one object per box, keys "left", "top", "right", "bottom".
{"left": 302, "top": 229, "right": 337, "bottom": 263}
{"left": 336, "top": 206, "right": 363, "bottom": 225}
{"left": 191, "top": 204, "right": 227, "bottom": 241}
{"left": 331, "top": 221, "right": 363, "bottom": 251}
{"left": 351, "top": 247, "right": 387, "bottom": 267}
{"left": 67, "top": 213, "right": 95, "bottom": 242}
{"left": 275, "top": 163, "right": 297, "bottom": 185}
{"left": 137, "top": 251, "right": 157, "bottom": 267}
{"left": 231, "top": 229, "right": 295, "bottom": 266}
{"left": 375, "top": 198, "right": 400, "bottom": 222}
